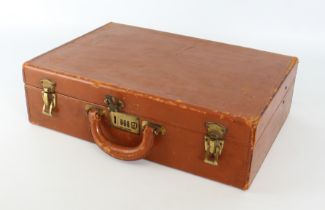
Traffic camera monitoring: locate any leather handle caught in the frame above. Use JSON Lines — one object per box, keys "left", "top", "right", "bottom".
{"left": 87, "top": 109, "right": 155, "bottom": 161}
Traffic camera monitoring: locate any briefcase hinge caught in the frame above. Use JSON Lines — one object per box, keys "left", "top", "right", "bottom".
{"left": 41, "top": 79, "right": 56, "bottom": 116}
{"left": 204, "top": 122, "right": 226, "bottom": 166}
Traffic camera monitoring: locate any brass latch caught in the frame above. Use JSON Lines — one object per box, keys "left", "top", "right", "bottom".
{"left": 41, "top": 79, "right": 56, "bottom": 116}
{"left": 204, "top": 122, "right": 227, "bottom": 165}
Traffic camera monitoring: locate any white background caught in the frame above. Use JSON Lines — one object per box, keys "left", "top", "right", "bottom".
{"left": 0, "top": 0, "right": 324, "bottom": 209}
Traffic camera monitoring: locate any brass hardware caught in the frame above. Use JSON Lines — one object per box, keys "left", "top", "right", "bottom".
{"left": 141, "top": 121, "right": 166, "bottom": 136}
{"left": 110, "top": 111, "right": 140, "bottom": 134}
{"left": 104, "top": 95, "right": 124, "bottom": 112}
{"left": 85, "top": 104, "right": 140, "bottom": 134}
{"left": 204, "top": 122, "right": 226, "bottom": 166}
{"left": 85, "top": 104, "right": 107, "bottom": 116}
{"left": 86, "top": 95, "right": 166, "bottom": 136}
{"left": 103, "top": 95, "right": 140, "bottom": 134}
{"left": 41, "top": 79, "right": 56, "bottom": 116}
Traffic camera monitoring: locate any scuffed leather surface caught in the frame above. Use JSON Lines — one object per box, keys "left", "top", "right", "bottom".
{"left": 24, "top": 22, "right": 297, "bottom": 119}
{"left": 24, "top": 85, "right": 252, "bottom": 189}
{"left": 23, "top": 23, "right": 298, "bottom": 189}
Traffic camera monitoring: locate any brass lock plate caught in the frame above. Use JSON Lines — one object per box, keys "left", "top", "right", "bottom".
{"left": 109, "top": 111, "right": 140, "bottom": 134}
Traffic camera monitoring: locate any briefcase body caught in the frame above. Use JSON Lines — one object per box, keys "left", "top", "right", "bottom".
{"left": 23, "top": 23, "right": 298, "bottom": 189}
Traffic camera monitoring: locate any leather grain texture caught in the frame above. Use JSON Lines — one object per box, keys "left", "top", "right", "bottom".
{"left": 23, "top": 22, "right": 298, "bottom": 189}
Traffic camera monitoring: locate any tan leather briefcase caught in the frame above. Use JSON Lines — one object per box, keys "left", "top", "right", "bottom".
{"left": 23, "top": 23, "right": 298, "bottom": 189}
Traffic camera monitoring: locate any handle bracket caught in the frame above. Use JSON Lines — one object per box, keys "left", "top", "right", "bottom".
{"left": 142, "top": 121, "right": 166, "bottom": 136}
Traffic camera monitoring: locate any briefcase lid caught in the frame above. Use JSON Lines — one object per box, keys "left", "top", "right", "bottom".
{"left": 24, "top": 22, "right": 298, "bottom": 119}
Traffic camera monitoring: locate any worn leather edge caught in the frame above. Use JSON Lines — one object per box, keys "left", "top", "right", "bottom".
{"left": 254, "top": 58, "right": 298, "bottom": 143}
{"left": 104, "top": 22, "right": 299, "bottom": 60}
{"left": 25, "top": 84, "right": 252, "bottom": 189}
{"left": 23, "top": 64, "right": 252, "bottom": 136}
{"left": 242, "top": 63, "right": 298, "bottom": 190}
{"left": 23, "top": 22, "right": 299, "bottom": 131}
{"left": 249, "top": 84, "right": 295, "bottom": 187}
{"left": 22, "top": 59, "right": 298, "bottom": 190}
{"left": 22, "top": 23, "right": 299, "bottom": 190}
